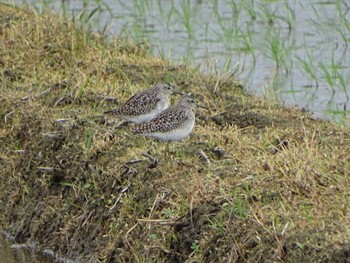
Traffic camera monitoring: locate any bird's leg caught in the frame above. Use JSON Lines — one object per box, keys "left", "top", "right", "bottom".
{"left": 164, "top": 141, "right": 170, "bottom": 161}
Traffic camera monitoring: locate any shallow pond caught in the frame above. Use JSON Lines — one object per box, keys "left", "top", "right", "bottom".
{"left": 13, "top": 0, "right": 350, "bottom": 123}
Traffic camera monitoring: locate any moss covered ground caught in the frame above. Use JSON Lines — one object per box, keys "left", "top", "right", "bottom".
{"left": 0, "top": 3, "right": 349, "bottom": 262}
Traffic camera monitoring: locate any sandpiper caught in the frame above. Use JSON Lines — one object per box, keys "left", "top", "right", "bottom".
{"left": 133, "top": 95, "right": 204, "bottom": 141}
{"left": 104, "top": 83, "right": 174, "bottom": 124}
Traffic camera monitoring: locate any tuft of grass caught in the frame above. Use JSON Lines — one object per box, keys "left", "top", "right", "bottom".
{"left": 176, "top": 0, "right": 194, "bottom": 39}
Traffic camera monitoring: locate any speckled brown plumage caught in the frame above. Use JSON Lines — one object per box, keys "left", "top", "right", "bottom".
{"left": 104, "top": 83, "right": 173, "bottom": 124}
{"left": 133, "top": 96, "right": 197, "bottom": 141}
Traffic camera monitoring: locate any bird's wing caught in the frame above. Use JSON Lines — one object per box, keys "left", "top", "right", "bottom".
{"left": 105, "top": 91, "right": 160, "bottom": 116}
{"left": 121, "top": 91, "right": 160, "bottom": 115}
{"left": 134, "top": 108, "right": 187, "bottom": 133}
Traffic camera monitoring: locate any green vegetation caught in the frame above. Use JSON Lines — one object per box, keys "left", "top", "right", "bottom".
{"left": 23, "top": 0, "right": 348, "bottom": 122}
{"left": 113, "top": 0, "right": 350, "bottom": 122}
{"left": 0, "top": 3, "right": 350, "bottom": 262}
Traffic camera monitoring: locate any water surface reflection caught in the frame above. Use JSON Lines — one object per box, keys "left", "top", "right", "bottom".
{"left": 0, "top": 237, "right": 53, "bottom": 263}
{"left": 13, "top": 0, "right": 350, "bottom": 122}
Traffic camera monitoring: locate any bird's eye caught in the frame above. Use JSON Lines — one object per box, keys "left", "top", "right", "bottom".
{"left": 191, "top": 99, "right": 195, "bottom": 103}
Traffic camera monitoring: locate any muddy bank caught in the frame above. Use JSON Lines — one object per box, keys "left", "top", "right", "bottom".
{"left": 1, "top": 3, "right": 350, "bottom": 262}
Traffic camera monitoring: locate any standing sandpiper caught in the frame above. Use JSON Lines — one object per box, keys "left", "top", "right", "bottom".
{"left": 133, "top": 95, "right": 204, "bottom": 141}
{"left": 104, "top": 83, "right": 174, "bottom": 124}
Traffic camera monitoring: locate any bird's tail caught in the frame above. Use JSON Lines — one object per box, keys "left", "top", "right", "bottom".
{"left": 131, "top": 123, "right": 144, "bottom": 134}
{"left": 104, "top": 109, "right": 118, "bottom": 115}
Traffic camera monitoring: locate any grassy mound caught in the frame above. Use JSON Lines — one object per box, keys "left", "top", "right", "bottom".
{"left": 0, "top": 4, "right": 349, "bottom": 262}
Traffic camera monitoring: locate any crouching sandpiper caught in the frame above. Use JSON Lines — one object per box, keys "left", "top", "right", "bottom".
{"left": 133, "top": 95, "right": 205, "bottom": 141}
{"left": 104, "top": 83, "right": 175, "bottom": 124}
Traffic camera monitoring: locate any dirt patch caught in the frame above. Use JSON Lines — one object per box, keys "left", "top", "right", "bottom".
{"left": 168, "top": 202, "right": 221, "bottom": 262}
{"left": 165, "top": 200, "right": 349, "bottom": 263}
{"left": 212, "top": 111, "right": 272, "bottom": 129}
{"left": 325, "top": 245, "right": 350, "bottom": 263}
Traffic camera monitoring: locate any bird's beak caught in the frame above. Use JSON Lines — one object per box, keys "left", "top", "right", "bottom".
{"left": 173, "top": 91, "right": 184, "bottom": 95}
{"left": 169, "top": 85, "right": 184, "bottom": 95}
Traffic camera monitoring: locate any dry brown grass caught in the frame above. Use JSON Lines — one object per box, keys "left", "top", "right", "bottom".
{"left": 0, "top": 3, "right": 349, "bottom": 262}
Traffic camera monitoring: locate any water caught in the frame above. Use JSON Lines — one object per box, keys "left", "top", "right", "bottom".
{"left": 0, "top": 236, "right": 53, "bottom": 263}
{"left": 10, "top": 0, "right": 350, "bottom": 123}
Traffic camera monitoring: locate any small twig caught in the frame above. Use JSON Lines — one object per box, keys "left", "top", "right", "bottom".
{"left": 38, "top": 87, "right": 52, "bottom": 97}
{"left": 115, "top": 120, "right": 129, "bottom": 128}
{"left": 281, "top": 221, "right": 289, "bottom": 236}
{"left": 108, "top": 184, "right": 130, "bottom": 215}
{"left": 125, "top": 159, "right": 145, "bottom": 165}
{"left": 137, "top": 218, "right": 177, "bottom": 225}
{"left": 125, "top": 222, "right": 139, "bottom": 238}
{"left": 141, "top": 152, "right": 158, "bottom": 163}
{"left": 213, "top": 62, "right": 240, "bottom": 95}
{"left": 123, "top": 222, "right": 141, "bottom": 262}
{"left": 81, "top": 211, "right": 93, "bottom": 228}
{"left": 21, "top": 95, "right": 35, "bottom": 101}
{"left": 146, "top": 246, "right": 177, "bottom": 255}
{"left": 146, "top": 194, "right": 159, "bottom": 230}
{"left": 53, "top": 97, "right": 66, "bottom": 107}
{"left": 197, "top": 150, "right": 211, "bottom": 165}
{"left": 41, "top": 132, "right": 63, "bottom": 139}
{"left": 21, "top": 87, "right": 53, "bottom": 101}
{"left": 213, "top": 72, "right": 221, "bottom": 94}
{"left": 251, "top": 210, "right": 273, "bottom": 235}
{"left": 4, "top": 111, "right": 15, "bottom": 124}
{"left": 55, "top": 118, "right": 69, "bottom": 123}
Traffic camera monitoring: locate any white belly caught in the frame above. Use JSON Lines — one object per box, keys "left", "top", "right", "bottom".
{"left": 143, "top": 120, "right": 195, "bottom": 141}
{"left": 123, "top": 99, "right": 170, "bottom": 124}
{"left": 123, "top": 111, "right": 159, "bottom": 124}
